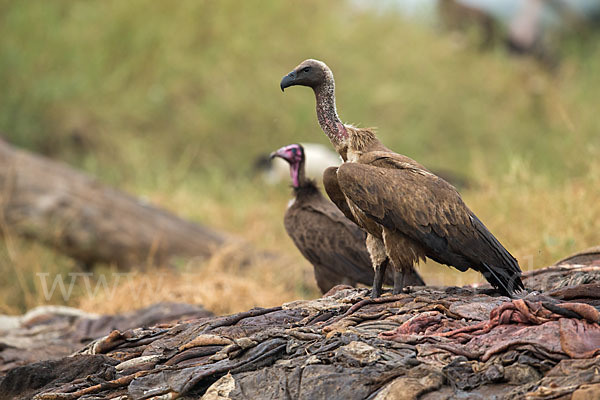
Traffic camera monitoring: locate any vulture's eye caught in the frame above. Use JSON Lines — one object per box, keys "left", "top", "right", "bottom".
{"left": 303, "top": 67, "right": 311, "bottom": 73}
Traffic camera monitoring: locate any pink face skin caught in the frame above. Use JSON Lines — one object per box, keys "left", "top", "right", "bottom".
{"left": 271, "top": 144, "right": 304, "bottom": 187}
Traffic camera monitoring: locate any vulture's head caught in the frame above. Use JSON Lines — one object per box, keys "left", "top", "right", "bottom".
{"left": 280, "top": 59, "right": 333, "bottom": 92}
{"left": 270, "top": 144, "right": 305, "bottom": 187}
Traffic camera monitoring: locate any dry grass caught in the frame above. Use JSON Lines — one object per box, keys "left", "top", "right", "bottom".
{"left": 77, "top": 248, "right": 304, "bottom": 316}
{"left": 0, "top": 235, "right": 78, "bottom": 315}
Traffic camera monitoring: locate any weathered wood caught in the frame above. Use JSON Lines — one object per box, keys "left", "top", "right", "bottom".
{"left": 0, "top": 138, "right": 227, "bottom": 267}
{"left": 0, "top": 261, "right": 599, "bottom": 400}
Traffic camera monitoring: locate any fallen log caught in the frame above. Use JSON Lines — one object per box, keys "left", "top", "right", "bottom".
{"left": 554, "top": 245, "right": 600, "bottom": 267}
{"left": 1, "top": 259, "right": 599, "bottom": 400}
{"left": 0, "top": 138, "right": 227, "bottom": 267}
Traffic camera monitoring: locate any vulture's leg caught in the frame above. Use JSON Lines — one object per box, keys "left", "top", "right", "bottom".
{"left": 371, "top": 258, "right": 389, "bottom": 298}
{"left": 392, "top": 268, "right": 406, "bottom": 295}
{"left": 366, "top": 234, "right": 388, "bottom": 298}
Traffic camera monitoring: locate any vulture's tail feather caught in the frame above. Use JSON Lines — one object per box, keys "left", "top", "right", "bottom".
{"left": 480, "top": 262, "right": 523, "bottom": 298}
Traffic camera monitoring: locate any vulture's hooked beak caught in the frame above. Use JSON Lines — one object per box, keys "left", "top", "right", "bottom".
{"left": 280, "top": 71, "right": 296, "bottom": 92}
{"left": 269, "top": 148, "right": 286, "bottom": 161}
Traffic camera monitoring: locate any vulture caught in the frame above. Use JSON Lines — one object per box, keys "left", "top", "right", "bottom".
{"left": 280, "top": 59, "right": 524, "bottom": 298}
{"left": 271, "top": 143, "right": 425, "bottom": 294}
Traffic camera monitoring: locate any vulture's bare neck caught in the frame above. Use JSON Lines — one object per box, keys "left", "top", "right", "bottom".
{"left": 296, "top": 160, "right": 306, "bottom": 188}
{"left": 292, "top": 161, "right": 319, "bottom": 199}
{"left": 313, "top": 77, "right": 348, "bottom": 149}
{"left": 313, "top": 74, "right": 388, "bottom": 159}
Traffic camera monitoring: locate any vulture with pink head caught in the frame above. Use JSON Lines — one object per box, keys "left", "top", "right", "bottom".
{"left": 271, "top": 143, "right": 425, "bottom": 294}
{"left": 280, "top": 59, "right": 524, "bottom": 298}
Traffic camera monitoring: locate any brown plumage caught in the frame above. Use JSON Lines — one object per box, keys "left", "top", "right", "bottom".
{"left": 280, "top": 59, "right": 524, "bottom": 298}
{"left": 271, "top": 143, "right": 425, "bottom": 294}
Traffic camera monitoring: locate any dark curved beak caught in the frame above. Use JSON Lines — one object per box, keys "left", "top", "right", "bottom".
{"left": 270, "top": 148, "right": 288, "bottom": 161}
{"left": 280, "top": 71, "right": 296, "bottom": 92}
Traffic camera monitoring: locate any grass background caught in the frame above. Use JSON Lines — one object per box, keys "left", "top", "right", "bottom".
{"left": 1, "top": 0, "right": 599, "bottom": 315}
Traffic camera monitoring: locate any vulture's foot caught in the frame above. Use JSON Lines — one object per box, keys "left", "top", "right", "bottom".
{"left": 371, "top": 258, "right": 389, "bottom": 298}
{"left": 392, "top": 269, "right": 406, "bottom": 295}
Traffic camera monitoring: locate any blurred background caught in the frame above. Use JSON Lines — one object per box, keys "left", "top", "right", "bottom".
{"left": 1, "top": 0, "right": 599, "bottom": 315}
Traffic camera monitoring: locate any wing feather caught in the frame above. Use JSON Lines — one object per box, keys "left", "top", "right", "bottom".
{"left": 284, "top": 197, "right": 375, "bottom": 291}
{"left": 323, "top": 166, "right": 357, "bottom": 224}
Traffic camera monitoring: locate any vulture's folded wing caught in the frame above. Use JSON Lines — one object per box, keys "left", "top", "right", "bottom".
{"left": 336, "top": 160, "right": 523, "bottom": 295}
{"left": 285, "top": 203, "right": 375, "bottom": 289}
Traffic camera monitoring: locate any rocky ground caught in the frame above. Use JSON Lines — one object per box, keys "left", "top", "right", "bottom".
{"left": 0, "top": 248, "right": 599, "bottom": 400}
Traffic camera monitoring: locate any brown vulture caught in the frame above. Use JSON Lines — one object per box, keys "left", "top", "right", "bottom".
{"left": 280, "top": 59, "right": 524, "bottom": 298}
{"left": 271, "top": 143, "right": 425, "bottom": 294}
